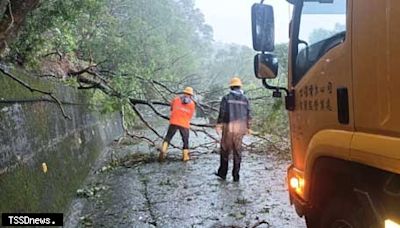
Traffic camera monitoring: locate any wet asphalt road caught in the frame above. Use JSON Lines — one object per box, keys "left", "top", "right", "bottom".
{"left": 65, "top": 141, "right": 306, "bottom": 228}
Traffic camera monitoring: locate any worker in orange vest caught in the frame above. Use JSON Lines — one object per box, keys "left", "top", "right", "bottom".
{"left": 159, "top": 87, "right": 196, "bottom": 162}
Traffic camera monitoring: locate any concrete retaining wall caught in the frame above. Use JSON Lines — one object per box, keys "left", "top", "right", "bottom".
{"left": 0, "top": 68, "right": 122, "bottom": 213}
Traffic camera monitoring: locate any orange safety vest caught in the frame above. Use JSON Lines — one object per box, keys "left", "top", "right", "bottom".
{"left": 169, "top": 96, "right": 195, "bottom": 129}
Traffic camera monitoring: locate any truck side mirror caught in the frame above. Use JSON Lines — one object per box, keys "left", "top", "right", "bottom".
{"left": 252, "top": 3, "right": 275, "bottom": 52}
{"left": 254, "top": 53, "right": 279, "bottom": 79}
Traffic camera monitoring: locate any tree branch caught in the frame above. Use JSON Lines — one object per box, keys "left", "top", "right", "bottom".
{"left": 4, "top": 0, "right": 14, "bottom": 34}
{"left": 69, "top": 62, "right": 281, "bottom": 153}
{"left": 42, "top": 50, "right": 63, "bottom": 60}
{"left": 0, "top": 65, "right": 71, "bottom": 119}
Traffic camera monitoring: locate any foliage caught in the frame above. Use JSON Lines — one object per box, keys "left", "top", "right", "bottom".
{"left": 8, "top": 0, "right": 290, "bottom": 137}
{"left": 10, "top": 0, "right": 212, "bottom": 122}
{"left": 251, "top": 43, "right": 289, "bottom": 137}
{"left": 200, "top": 43, "right": 255, "bottom": 87}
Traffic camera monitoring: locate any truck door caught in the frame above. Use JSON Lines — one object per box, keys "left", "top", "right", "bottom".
{"left": 351, "top": 0, "right": 400, "bottom": 174}
{"left": 288, "top": 0, "right": 354, "bottom": 174}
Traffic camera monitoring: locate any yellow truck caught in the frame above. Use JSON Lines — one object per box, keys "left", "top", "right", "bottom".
{"left": 251, "top": 0, "right": 400, "bottom": 227}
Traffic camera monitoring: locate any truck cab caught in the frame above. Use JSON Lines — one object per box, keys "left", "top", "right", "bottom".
{"left": 251, "top": 0, "right": 400, "bottom": 227}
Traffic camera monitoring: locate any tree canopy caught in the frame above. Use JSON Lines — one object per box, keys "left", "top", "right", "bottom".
{"left": 2, "top": 0, "right": 290, "bottom": 141}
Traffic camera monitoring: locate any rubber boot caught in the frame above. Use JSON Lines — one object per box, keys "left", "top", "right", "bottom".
{"left": 182, "top": 149, "right": 190, "bottom": 162}
{"left": 159, "top": 141, "right": 169, "bottom": 162}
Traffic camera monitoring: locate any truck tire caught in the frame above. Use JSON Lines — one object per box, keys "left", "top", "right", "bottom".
{"left": 319, "top": 195, "right": 370, "bottom": 228}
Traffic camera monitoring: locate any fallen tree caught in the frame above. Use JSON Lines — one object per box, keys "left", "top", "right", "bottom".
{"left": 0, "top": 62, "right": 286, "bottom": 155}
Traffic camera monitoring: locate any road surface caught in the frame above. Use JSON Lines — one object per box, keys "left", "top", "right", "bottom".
{"left": 65, "top": 134, "right": 306, "bottom": 228}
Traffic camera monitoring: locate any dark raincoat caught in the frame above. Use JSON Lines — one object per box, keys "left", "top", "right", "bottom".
{"left": 216, "top": 89, "right": 251, "bottom": 181}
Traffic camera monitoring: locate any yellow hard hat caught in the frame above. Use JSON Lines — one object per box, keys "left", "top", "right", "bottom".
{"left": 183, "top": 87, "right": 194, "bottom": 95}
{"left": 229, "top": 77, "right": 242, "bottom": 87}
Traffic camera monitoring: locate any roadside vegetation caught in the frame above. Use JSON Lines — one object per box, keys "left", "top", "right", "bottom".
{"left": 1, "top": 0, "right": 290, "bottom": 154}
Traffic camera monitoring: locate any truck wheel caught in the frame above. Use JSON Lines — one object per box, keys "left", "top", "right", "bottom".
{"left": 320, "top": 195, "right": 369, "bottom": 228}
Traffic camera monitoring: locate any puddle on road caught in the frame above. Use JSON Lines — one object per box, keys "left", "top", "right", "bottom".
{"left": 65, "top": 143, "right": 306, "bottom": 228}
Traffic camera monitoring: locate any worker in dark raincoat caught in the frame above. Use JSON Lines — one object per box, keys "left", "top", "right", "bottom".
{"left": 215, "top": 77, "right": 251, "bottom": 182}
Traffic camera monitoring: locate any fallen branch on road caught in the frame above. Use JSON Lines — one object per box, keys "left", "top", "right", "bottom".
{"left": 250, "top": 220, "right": 270, "bottom": 228}
{"left": 5, "top": 59, "right": 283, "bottom": 152}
